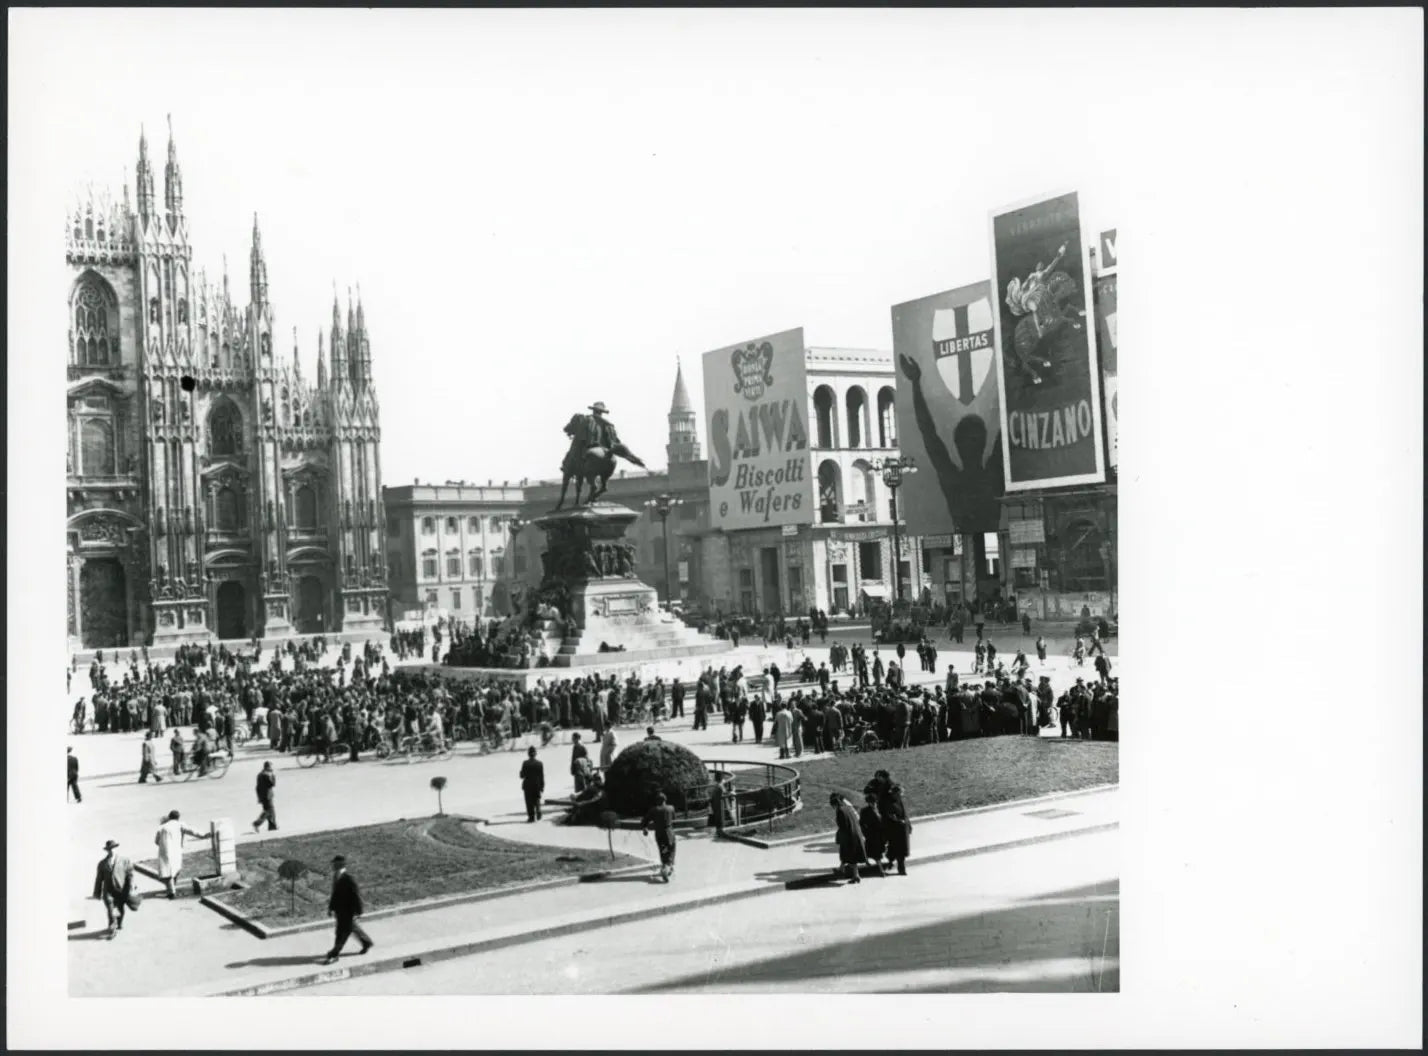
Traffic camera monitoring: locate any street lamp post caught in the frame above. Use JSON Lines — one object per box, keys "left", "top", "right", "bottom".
{"left": 872, "top": 454, "right": 918, "bottom": 603}
{"left": 507, "top": 517, "right": 528, "bottom": 611}
{"left": 644, "top": 493, "right": 682, "bottom": 609}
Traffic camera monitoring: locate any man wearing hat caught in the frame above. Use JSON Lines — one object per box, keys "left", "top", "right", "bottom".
{"left": 322, "top": 855, "right": 373, "bottom": 964}
{"left": 92, "top": 838, "right": 139, "bottom": 938}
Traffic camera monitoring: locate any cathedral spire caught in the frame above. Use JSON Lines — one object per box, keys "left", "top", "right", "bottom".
{"left": 666, "top": 357, "right": 701, "bottom": 465}
{"left": 135, "top": 125, "right": 156, "bottom": 219}
{"left": 293, "top": 326, "right": 302, "bottom": 378}
{"left": 669, "top": 357, "right": 694, "bottom": 414}
{"left": 317, "top": 330, "right": 328, "bottom": 389}
{"left": 163, "top": 113, "right": 183, "bottom": 219}
{"left": 330, "top": 283, "right": 348, "bottom": 387}
{"left": 250, "top": 213, "right": 268, "bottom": 305}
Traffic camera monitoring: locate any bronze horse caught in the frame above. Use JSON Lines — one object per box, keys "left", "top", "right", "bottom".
{"left": 553, "top": 427, "right": 646, "bottom": 510}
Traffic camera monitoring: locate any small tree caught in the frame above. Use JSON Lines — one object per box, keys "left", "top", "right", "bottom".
{"left": 277, "top": 859, "right": 309, "bottom": 916}
{"left": 430, "top": 775, "right": 448, "bottom": 816}
{"left": 598, "top": 810, "right": 620, "bottom": 861}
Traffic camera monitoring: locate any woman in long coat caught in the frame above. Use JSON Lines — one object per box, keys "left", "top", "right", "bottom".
{"left": 866, "top": 770, "right": 912, "bottom": 875}
{"left": 859, "top": 793, "right": 888, "bottom": 876}
{"left": 830, "top": 794, "right": 866, "bottom": 883}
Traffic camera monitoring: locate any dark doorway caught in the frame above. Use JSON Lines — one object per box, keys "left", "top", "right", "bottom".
{"left": 216, "top": 580, "right": 248, "bottom": 639}
{"left": 293, "top": 575, "right": 325, "bottom": 633}
{"left": 79, "top": 558, "right": 127, "bottom": 648}
{"left": 759, "top": 547, "right": 782, "bottom": 616}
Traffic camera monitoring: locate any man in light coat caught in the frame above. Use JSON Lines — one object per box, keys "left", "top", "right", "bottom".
{"left": 772, "top": 700, "right": 793, "bottom": 760}
{"left": 155, "top": 810, "right": 205, "bottom": 899}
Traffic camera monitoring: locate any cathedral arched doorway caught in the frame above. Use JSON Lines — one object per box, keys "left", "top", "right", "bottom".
{"left": 215, "top": 580, "right": 248, "bottom": 640}
{"left": 79, "top": 558, "right": 128, "bottom": 648}
{"left": 293, "top": 575, "right": 326, "bottom": 633}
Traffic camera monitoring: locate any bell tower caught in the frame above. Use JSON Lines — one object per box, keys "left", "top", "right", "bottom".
{"left": 666, "top": 358, "right": 700, "bottom": 465}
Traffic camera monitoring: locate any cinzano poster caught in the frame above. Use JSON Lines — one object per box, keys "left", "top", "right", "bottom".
{"left": 890, "top": 282, "right": 1006, "bottom": 536}
{"left": 703, "top": 328, "right": 814, "bottom": 531}
{"left": 989, "top": 190, "right": 1107, "bottom": 490}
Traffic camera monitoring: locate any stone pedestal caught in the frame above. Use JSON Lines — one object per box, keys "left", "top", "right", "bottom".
{"left": 150, "top": 597, "right": 212, "bottom": 647}
{"left": 337, "top": 588, "right": 387, "bottom": 635}
{"left": 534, "top": 502, "right": 726, "bottom": 668}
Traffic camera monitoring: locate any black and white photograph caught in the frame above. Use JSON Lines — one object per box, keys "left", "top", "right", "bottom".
{"left": 7, "top": 7, "right": 1421, "bottom": 1050}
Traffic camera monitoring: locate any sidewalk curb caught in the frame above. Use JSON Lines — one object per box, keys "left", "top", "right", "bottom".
{"left": 722, "top": 783, "right": 1119, "bottom": 849}
{"left": 200, "top": 819, "right": 1118, "bottom": 997}
{"left": 203, "top": 857, "right": 656, "bottom": 940}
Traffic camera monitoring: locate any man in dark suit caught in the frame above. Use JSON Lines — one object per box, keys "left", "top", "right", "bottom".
{"left": 92, "top": 839, "right": 138, "bottom": 938}
{"left": 520, "top": 746, "right": 545, "bottom": 822}
{"left": 322, "top": 855, "right": 373, "bottom": 964}
{"left": 253, "top": 761, "right": 278, "bottom": 832}
{"left": 67, "top": 747, "right": 82, "bottom": 803}
{"left": 669, "top": 679, "right": 685, "bottom": 719}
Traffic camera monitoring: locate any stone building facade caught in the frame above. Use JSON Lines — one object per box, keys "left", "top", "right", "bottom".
{"left": 383, "top": 483, "right": 526, "bottom": 621}
{"left": 66, "top": 121, "right": 387, "bottom": 650}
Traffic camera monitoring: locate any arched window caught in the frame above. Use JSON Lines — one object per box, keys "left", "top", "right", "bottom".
{"left": 445, "top": 516, "right": 458, "bottom": 534}
{"left": 421, "top": 517, "right": 435, "bottom": 535}
{"left": 849, "top": 459, "right": 876, "bottom": 522}
{"left": 845, "top": 387, "right": 867, "bottom": 448}
{"left": 215, "top": 487, "right": 240, "bottom": 532}
{"left": 817, "top": 460, "right": 843, "bottom": 524}
{"left": 813, "top": 386, "right": 837, "bottom": 448}
{"left": 877, "top": 387, "right": 897, "bottom": 447}
{"left": 73, "top": 280, "right": 115, "bottom": 366}
{"left": 208, "top": 401, "right": 242, "bottom": 457}
{"left": 80, "top": 419, "right": 114, "bottom": 476}
{"left": 295, "top": 486, "right": 318, "bottom": 531}
{"left": 468, "top": 517, "right": 480, "bottom": 533}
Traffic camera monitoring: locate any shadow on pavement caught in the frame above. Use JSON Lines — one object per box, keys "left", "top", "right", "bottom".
{"left": 631, "top": 879, "right": 1119, "bottom": 993}
{"left": 753, "top": 867, "right": 841, "bottom": 886}
{"left": 68, "top": 929, "right": 114, "bottom": 941}
{"left": 225, "top": 954, "right": 327, "bottom": 970}
{"left": 580, "top": 873, "right": 664, "bottom": 885}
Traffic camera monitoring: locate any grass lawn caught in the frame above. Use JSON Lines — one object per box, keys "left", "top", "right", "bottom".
{"left": 204, "top": 817, "right": 645, "bottom": 928}
{"left": 733, "top": 736, "right": 1118, "bottom": 840}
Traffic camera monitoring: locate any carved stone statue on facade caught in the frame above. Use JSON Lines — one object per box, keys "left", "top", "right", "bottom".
{"left": 262, "top": 399, "right": 273, "bottom": 425}
{"left": 152, "top": 402, "right": 166, "bottom": 425}
{"left": 343, "top": 500, "right": 352, "bottom": 529}
{"left": 182, "top": 506, "right": 193, "bottom": 535}
{"left": 265, "top": 500, "right": 275, "bottom": 530}
{"left": 615, "top": 543, "right": 635, "bottom": 578}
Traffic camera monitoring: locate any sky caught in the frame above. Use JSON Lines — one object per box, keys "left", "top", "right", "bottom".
{"left": 16, "top": 8, "right": 1130, "bottom": 487}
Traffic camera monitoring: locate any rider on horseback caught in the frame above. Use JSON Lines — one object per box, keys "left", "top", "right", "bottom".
{"left": 554, "top": 402, "right": 646, "bottom": 509}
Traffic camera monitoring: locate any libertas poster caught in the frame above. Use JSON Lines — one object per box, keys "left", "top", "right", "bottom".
{"left": 989, "top": 190, "right": 1107, "bottom": 490}
{"left": 890, "top": 281, "right": 1006, "bottom": 535}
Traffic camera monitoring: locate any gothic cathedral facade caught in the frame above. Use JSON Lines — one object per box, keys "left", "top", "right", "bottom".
{"left": 66, "top": 121, "right": 388, "bottom": 650}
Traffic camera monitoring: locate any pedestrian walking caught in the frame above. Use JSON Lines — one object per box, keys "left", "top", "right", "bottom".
{"left": 859, "top": 793, "right": 889, "bottom": 877}
{"left": 253, "top": 761, "right": 278, "bottom": 832}
{"left": 155, "top": 810, "right": 205, "bottom": 899}
{"left": 642, "top": 791, "right": 678, "bottom": 882}
{"left": 138, "top": 731, "right": 164, "bottom": 783}
{"left": 67, "top": 747, "right": 82, "bottom": 803}
{"left": 321, "top": 856, "right": 373, "bottom": 964}
{"left": 866, "top": 770, "right": 912, "bottom": 875}
{"left": 520, "top": 746, "right": 545, "bottom": 822}
{"left": 92, "top": 839, "right": 140, "bottom": 938}
{"left": 1036, "top": 635, "right": 1048, "bottom": 664}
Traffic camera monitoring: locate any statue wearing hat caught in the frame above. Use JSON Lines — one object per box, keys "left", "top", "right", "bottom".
{"left": 553, "top": 401, "right": 646, "bottom": 510}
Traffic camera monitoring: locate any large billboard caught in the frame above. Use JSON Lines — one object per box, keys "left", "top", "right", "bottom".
{"left": 890, "top": 281, "right": 1006, "bottom": 536}
{"left": 703, "top": 328, "right": 814, "bottom": 531}
{"left": 989, "top": 191, "right": 1108, "bottom": 490}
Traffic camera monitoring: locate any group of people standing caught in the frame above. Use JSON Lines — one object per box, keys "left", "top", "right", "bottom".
{"left": 831, "top": 769, "right": 913, "bottom": 882}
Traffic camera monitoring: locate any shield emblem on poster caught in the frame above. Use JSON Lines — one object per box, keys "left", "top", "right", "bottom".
{"left": 932, "top": 297, "right": 995, "bottom": 405}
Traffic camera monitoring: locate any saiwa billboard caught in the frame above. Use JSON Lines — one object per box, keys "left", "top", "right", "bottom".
{"left": 703, "top": 328, "right": 814, "bottom": 531}
{"left": 890, "top": 281, "right": 1006, "bottom": 536}
{"left": 989, "top": 190, "right": 1108, "bottom": 490}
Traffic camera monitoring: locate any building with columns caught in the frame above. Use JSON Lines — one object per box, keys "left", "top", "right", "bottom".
{"left": 66, "top": 120, "right": 388, "bottom": 650}
{"left": 707, "top": 345, "right": 924, "bottom": 616}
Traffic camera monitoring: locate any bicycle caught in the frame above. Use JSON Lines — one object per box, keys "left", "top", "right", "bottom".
{"left": 399, "top": 731, "right": 452, "bottom": 763}
{"left": 176, "top": 748, "right": 233, "bottom": 780}
{"left": 296, "top": 741, "right": 351, "bottom": 768}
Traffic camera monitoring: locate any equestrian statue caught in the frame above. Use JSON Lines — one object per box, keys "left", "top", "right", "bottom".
{"left": 553, "top": 401, "right": 646, "bottom": 510}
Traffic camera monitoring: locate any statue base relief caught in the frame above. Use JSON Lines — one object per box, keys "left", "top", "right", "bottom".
{"left": 531, "top": 502, "right": 728, "bottom": 668}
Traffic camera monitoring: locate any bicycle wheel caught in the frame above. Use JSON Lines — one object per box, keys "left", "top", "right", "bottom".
{"left": 374, "top": 737, "right": 391, "bottom": 760}
{"left": 332, "top": 742, "right": 351, "bottom": 766}
{"left": 209, "top": 753, "right": 232, "bottom": 779}
{"left": 233, "top": 727, "right": 249, "bottom": 746}
{"left": 182, "top": 763, "right": 197, "bottom": 782}
{"left": 860, "top": 730, "right": 883, "bottom": 753}
{"left": 296, "top": 748, "right": 318, "bottom": 768}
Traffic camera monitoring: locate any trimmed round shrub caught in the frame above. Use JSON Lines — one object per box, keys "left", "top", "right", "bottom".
{"left": 603, "top": 740, "right": 711, "bottom": 817}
